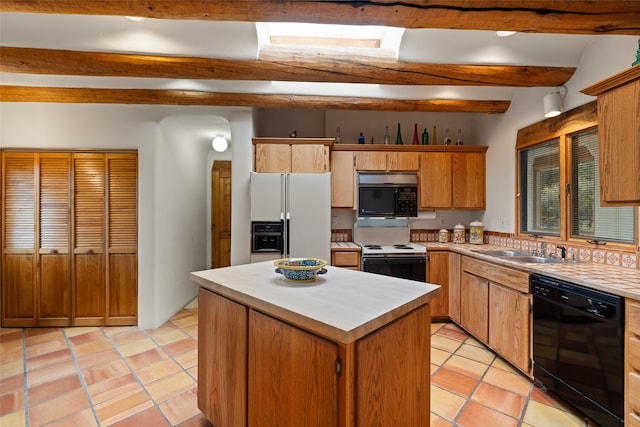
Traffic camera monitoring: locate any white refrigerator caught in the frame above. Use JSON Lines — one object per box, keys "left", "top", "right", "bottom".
{"left": 250, "top": 172, "right": 331, "bottom": 263}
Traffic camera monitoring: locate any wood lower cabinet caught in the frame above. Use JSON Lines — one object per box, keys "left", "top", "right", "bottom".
{"left": 331, "top": 249, "right": 361, "bottom": 270}
{"left": 1, "top": 151, "right": 138, "bottom": 327}
{"left": 460, "top": 268, "right": 489, "bottom": 343}
{"left": 448, "top": 252, "right": 461, "bottom": 323}
{"left": 427, "top": 250, "right": 449, "bottom": 319}
{"left": 198, "top": 287, "right": 431, "bottom": 427}
{"left": 626, "top": 299, "right": 640, "bottom": 426}
{"left": 253, "top": 138, "right": 332, "bottom": 173}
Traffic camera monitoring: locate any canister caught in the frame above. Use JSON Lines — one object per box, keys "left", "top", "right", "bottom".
{"left": 470, "top": 220, "right": 484, "bottom": 244}
{"left": 438, "top": 229, "right": 449, "bottom": 243}
{"left": 453, "top": 224, "right": 465, "bottom": 244}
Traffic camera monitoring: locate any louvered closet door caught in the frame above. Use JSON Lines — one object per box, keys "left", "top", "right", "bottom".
{"left": 107, "top": 153, "right": 138, "bottom": 325}
{"left": 73, "top": 153, "right": 107, "bottom": 326}
{"left": 2, "top": 152, "right": 37, "bottom": 326}
{"left": 38, "top": 153, "right": 72, "bottom": 326}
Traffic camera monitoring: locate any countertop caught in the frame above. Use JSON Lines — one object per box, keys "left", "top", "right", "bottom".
{"left": 331, "top": 242, "right": 361, "bottom": 251}
{"left": 190, "top": 261, "right": 441, "bottom": 344}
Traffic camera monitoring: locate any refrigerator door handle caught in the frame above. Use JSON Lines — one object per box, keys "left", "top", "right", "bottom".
{"left": 285, "top": 212, "right": 291, "bottom": 258}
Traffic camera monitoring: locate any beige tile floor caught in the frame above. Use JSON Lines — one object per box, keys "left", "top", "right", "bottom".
{"left": 1, "top": 301, "right": 597, "bottom": 426}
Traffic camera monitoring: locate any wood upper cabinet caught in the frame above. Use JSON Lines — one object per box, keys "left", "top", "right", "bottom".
{"left": 427, "top": 250, "right": 449, "bottom": 319}
{"left": 330, "top": 151, "right": 355, "bottom": 208}
{"left": 419, "top": 150, "right": 486, "bottom": 209}
{"left": 253, "top": 138, "right": 332, "bottom": 173}
{"left": 355, "top": 151, "right": 419, "bottom": 171}
{"left": 581, "top": 66, "right": 640, "bottom": 205}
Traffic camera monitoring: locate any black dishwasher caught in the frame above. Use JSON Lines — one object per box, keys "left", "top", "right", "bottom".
{"left": 531, "top": 273, "right": 624, "bottom": 427}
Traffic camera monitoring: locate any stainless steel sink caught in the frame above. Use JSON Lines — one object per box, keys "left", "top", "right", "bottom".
{"left": 472, "top": 249, "right": 529, "bottom": 257}
{"left": 508, "top": 256, "right": 565, "bottom": 264}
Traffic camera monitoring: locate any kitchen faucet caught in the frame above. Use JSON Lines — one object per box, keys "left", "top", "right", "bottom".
{"left": 539, "top": 242, "right": 547, "bottom": 257}
{"left": 557, "top": 246, "right": 567, "bottom": 260}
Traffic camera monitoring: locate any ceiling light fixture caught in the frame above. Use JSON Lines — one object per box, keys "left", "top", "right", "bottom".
{"left": 543, "top": 86, "right": 567, "bottom": 118}
{"left": 212, "top": 136, "right": 229, "bottom": 152}
{"left": 496, "top": 31, "right": 517, "bottom": 37}
{"left": 125, "top": 16, "right": 146, "bottom": 22}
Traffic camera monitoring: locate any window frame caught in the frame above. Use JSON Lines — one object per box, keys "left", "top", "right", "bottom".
{"left": 516, "top": 101, "right": 637, "bottom": 249}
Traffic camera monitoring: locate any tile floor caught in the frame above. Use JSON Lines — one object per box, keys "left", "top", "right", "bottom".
{"left": 1, "top": 301, "right": 597, "bottom": 426}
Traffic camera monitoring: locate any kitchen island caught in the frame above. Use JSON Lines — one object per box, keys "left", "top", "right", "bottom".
{"left": 190, "top": 261, "right": 441, "bottom": 427}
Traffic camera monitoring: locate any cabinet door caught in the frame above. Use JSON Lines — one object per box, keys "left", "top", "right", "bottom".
{"left": 489, "top": 283, "right": 531, "bottom": 374}
{"left": 460, "top": 271, "right": 489, "bottom": 343}
{"left": 292, "top": 144, "right": 328, "bottom": 173}
{"left": 448, "top": 253, "right": 461, "bottom": 323}
{"left": 419, "top": 152, "right": 452, "bottom": 209}
{"left": 453, "top": 152, "right": 486, "bottom": 209}
{"left": 255, "top": 144, "right": 292, "bottom": 173}
{"left": 198, "top": 288, "right": 247, "bottom": 427}
{"left": 388, "top": 152, "right": 419, "bottom": 171}
{"left": 428, "top": 251, "right": 449, "bottom": 318}
{"left": 355, "top": 151, "right": 387, "bottom": 171}
{"left": 2, "top": 152, "right": 37, "bottom": 326}
{"left": 38, "top": 153, "right": 72, "bottom": 326}
{"left": 330, "top": 151, "right": 355, "bottom": 208}
{"left": 249, "top": 310, "right": 338, "bottom": 427}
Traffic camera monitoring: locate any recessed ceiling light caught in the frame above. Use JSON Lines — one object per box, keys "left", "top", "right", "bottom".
{"left": 496, "top": 31, "right": 517, "bottom": 37}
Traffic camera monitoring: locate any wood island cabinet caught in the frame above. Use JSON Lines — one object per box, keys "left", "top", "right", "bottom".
{"left": 626, "top": 299, "right": 640, "bottom": 426}
{"left": 581, "top": 66, "right": 640, "bottom": 205}
{"left": 253, "top": 138, "right": 332, "bottom": 173}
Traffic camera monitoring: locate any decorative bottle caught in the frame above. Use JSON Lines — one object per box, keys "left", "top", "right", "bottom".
{"left": 358, "top": 132, "right": 365, "bottom": 144}
{"left": 412, "top": 123, "right": 419, "bottom": 145}
{"left": 383, "top": 126, "right": 390, "bottom": 145}
{"left": 456, "top": 128, "right": 464, "bottom": 146}
{"left": 422, "top": 128, "right": 429, "bottom": 145}
{"left": 334, "top": 126, "right": 342, "bottom": 144}
{"left": 370, "top": 137, "right": 375, "bottom": 144}
{"left": 444, "top": 128, "right": 452, "bottom": 145}
{"left": 395, "top": 123, "right": 403, "bottom": 145}
{"left": 432, "top": 125, "right": 438, "bottom": 145}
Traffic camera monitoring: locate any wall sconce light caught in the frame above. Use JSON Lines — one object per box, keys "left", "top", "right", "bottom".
{"left": 543, "top": 86, "right": 567, "bottom": 118}
{"left": 212, "top": 136, "right": 229, "bottom": 152}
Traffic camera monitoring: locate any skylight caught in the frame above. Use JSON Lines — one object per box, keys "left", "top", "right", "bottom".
{"left": 256, "top": 22, "right": 404, "bottom": 59}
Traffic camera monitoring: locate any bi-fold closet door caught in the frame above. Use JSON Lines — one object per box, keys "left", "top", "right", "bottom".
{"left": 1, "top": 151, "right": 138, "bottom": 327}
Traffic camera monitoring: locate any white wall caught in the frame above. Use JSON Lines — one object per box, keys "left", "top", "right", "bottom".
{"left": 0, "top": 102, "right": 253, "bottom": 328}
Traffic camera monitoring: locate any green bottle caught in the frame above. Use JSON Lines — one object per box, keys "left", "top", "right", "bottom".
{"left": 422, "top": 128, "right": 429, "bottom": 145}
{"left": 395, "top": 123, "right": 403, "bottom": 145}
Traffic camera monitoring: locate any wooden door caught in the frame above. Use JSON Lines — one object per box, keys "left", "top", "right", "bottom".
{"left": 254, "top": 143, "right": 291, "bottom": 172}
{"left": 355, "top": 151, "right": 387, "bottom": 171}
{"left": 388, "top": 151, "right": 419, "bottom": 171}
{"left": 489, "top": 283, "right": 531, "bottom": 374}
{"left": 73, "top": 153, "right": 106, "bottom": 326}
{"left": 198, "top": 288, "right": 247, "bottom": 427}
{"left": 419, "top": 152, "right": 452, "bottom": 209}
{"left": 453, "top": 152, "right": 485, "bottom": 209}
{"left": 427, "top": 251, "right": 449, "bottom": 318}
{"left": 106, "top": 154, "right": 138, "bottom": 325}
{"left": 460, "top": 271, "right": 489, "bottom": 343}
{"left": 291, "top": 144, "right": 328, "bottom": 173}
{"left": 2, "top": 152, "right": 37, "bottom": 326}
{"left": 330, "top": 151, "right": 354, "bottom": 208}
{"left": 212, "top": 161, "right": 232, "bottom": 268}
{"left": 37, "top": 153, "right": 71, "bottom": 326}
{"left": 249, "top": 310, "right": 338, "bottom": 427}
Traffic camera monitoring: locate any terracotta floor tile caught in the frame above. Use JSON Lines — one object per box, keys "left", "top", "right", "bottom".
{"left": 117, "top": 338, "right": 157, "bottom": 358}
{"left": 0, "top": 389, "right": 24, "bottom": 416}
{"left": 110, "top": 406, "right": 170, "bottom": 427}
{"left": 431, "top": 347, "right": 451, "bottom": 366}
{"left": 0, "top": 408, "right": 25, "bottom": 427}
{"left": 177, "top": 413, "right": 214, "bottom": 427}
{"left": 43, "top": 408, "right": 98, "bottom": 427}
{"left": 0, "top": 348, "right": 24, "bottom": 365}
{"left": 158, "top": 388, "right": 200, "bottom": 426}
{"left": 442, "top": 355, "right": 489, "bottom": 380}
{"left": 170, "top": 309, "right": 193, "bottom": 322}
{"left": 523, "top": 399, "right": 587, "bottom": 427}
{"left": 530, "top": 385, "right": 579, "bottom": 414}
{"left": 183, "top": 324, "right": 198, "bottom": 338}
{"left": 0, "top": 329, "right": 22, "bottom": 339}
{"left": 71, "top": 339, "right": 113, "bottom": 358}
{"left": 162, "top": 338, "right": 197, "bottom": 357}
{"left": 102, "top": 326, "right": 136, "bottom": 338}
{"left": 63, "top": 326, "right": 101, "bottom": 339}
{"left": 456, "top": 401, "right": 519, "bottom": 427}
{"left": 82, "top": 359, "right": 130, "bottom": 386}
{"left": 28, "top": 388, "right": 89, "bottom": 427}
{"left": 76, "top": 348, "right": 122, "bottom": 371}
{"left": 455, "top": 343, "right": 495, "bottom": 365}
{"left": 111, "top": 330, "right": 148, "bottom": 347}
{"left": 432, "top": 367, "right": 479, "bottom": 398}
{"left": 187, "top": 366, "right": 197, "bottom": 379}
{"left": 67, "top": 329, "right": 106, "bottom": 346}
{"left": 430, "top": 412, "right": 452, "bottom": 427}
{"left": 430, "top": 384, "right": 466, "bottom": 422}
{"left": 431, "top": 323, "right": 445, "bottom": 334}
{"left": 25, "top": 348, "right": 72, "bottom": 372}
{"left": 87, "top": 373, "right": 140, "bottom": 405}
{"left": 25, "top": 329, "right": 63, "bottom": 345}
{"left": 152, "top": 328, "right": 188, "bottom": 346}
{"left": 482, "top": 366, "right": 532, "bottom": 397}
{"left": 464, "top": 335, "right": 485, "bottom": 348}
{"left": 94, "top": 388, "right": 154, "bottom": 426}
{"left": 26, "top": 360, "right": 76, "bottom": 388}
{"left": 135, "top": 358, "right": 182, "bottom": 385}
{"left": 0, "top": 373, "right": 25, "bottom": 395}
{"left": 172, "top": 315, "right": 198, "bottom": 329}
{"left": 146, "top": 371, "right": 196, "bottom": 403}
{"left": 437, "top": 324, "right": 469, "bottom": 342}
{"left": 0, "top": 337, "right": 23, "bottom": 354}
{"left": 174, "top": 349, "right": 197, "bottom": 370}
{"left": 28, "top": 374, "right": 82, "bottom": 406}
{"left": 146, "top": 323, "right": 178, "bottom": 336}
{"left": 0, "top": 358, "right": 25, "bottom": 380}
{"left": 125, "top": 348, "right": 168, "bottom": 370}
{"left": 470, "top": 382, "right": 526, "bottom": 419}
{"left": 25, "top": 338, "right": 67, "bottom": 359}
{"left": 431, "top": 334, "right": 463, "bottom": 353}
{"left": 492, "top": 356, "right": 521, "bottom": 374}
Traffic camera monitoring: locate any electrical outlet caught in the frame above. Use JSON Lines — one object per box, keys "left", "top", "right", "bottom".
{"left": 499, "top": 217, "right": 505, "bottom": 228}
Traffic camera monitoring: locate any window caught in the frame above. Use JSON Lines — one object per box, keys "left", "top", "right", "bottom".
{"left": 570, "top": 129, "right": 635, "bottom": 243}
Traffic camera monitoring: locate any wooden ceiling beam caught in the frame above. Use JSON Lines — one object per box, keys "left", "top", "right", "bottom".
{"left": 2, "top": 0, "right": 639, "bottom": 35}
{"left": 0, "top": 85, "right": 511, "bottom": 113}
{"left": 0, "top": 47, "right": 575, "bottom": 87}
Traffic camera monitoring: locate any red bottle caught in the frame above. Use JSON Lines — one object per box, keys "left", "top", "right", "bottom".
{"left": 412, "top": 123, "right": 419, "bottom": 145}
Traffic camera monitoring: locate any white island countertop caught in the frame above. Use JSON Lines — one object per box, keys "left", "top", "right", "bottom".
{"left": 190, "top": 261, "right": 441, "bottom": 344}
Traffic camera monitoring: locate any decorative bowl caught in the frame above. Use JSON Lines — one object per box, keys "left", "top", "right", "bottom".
{"left": 274, "top": 258, "right": 328, "bottom": 282}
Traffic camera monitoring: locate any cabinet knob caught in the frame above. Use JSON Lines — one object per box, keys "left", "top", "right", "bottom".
{"left": 50, "top": 249, "right": 58, "bottom": 254}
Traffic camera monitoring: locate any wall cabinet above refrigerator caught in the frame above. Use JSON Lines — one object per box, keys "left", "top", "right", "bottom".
{"left": 253, "top": 138, "right": 332, "bottom": 173}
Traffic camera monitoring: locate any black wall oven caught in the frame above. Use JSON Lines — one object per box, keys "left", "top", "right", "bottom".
{"left": 531, "top": 273, "right": 624, "bottom": 427}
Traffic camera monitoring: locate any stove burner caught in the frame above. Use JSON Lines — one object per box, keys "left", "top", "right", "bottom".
{"left": 393, "top": 244, "right": 413, "bottom": 250}
{"left": 364, "top": 244, "right": 382, "bottom": 250}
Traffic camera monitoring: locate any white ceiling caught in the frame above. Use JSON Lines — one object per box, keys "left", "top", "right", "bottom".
{"left": 1, "top": 12, "right": 599, "bottom": 101}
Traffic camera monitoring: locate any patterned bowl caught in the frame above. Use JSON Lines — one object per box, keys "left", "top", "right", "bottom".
{"left": 274, "top": 258, "right": 328, "bottom": 282}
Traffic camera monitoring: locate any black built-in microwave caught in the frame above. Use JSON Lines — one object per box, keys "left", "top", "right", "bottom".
{"left": 357, "top": 172, "right": 418, "bottom": 218}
